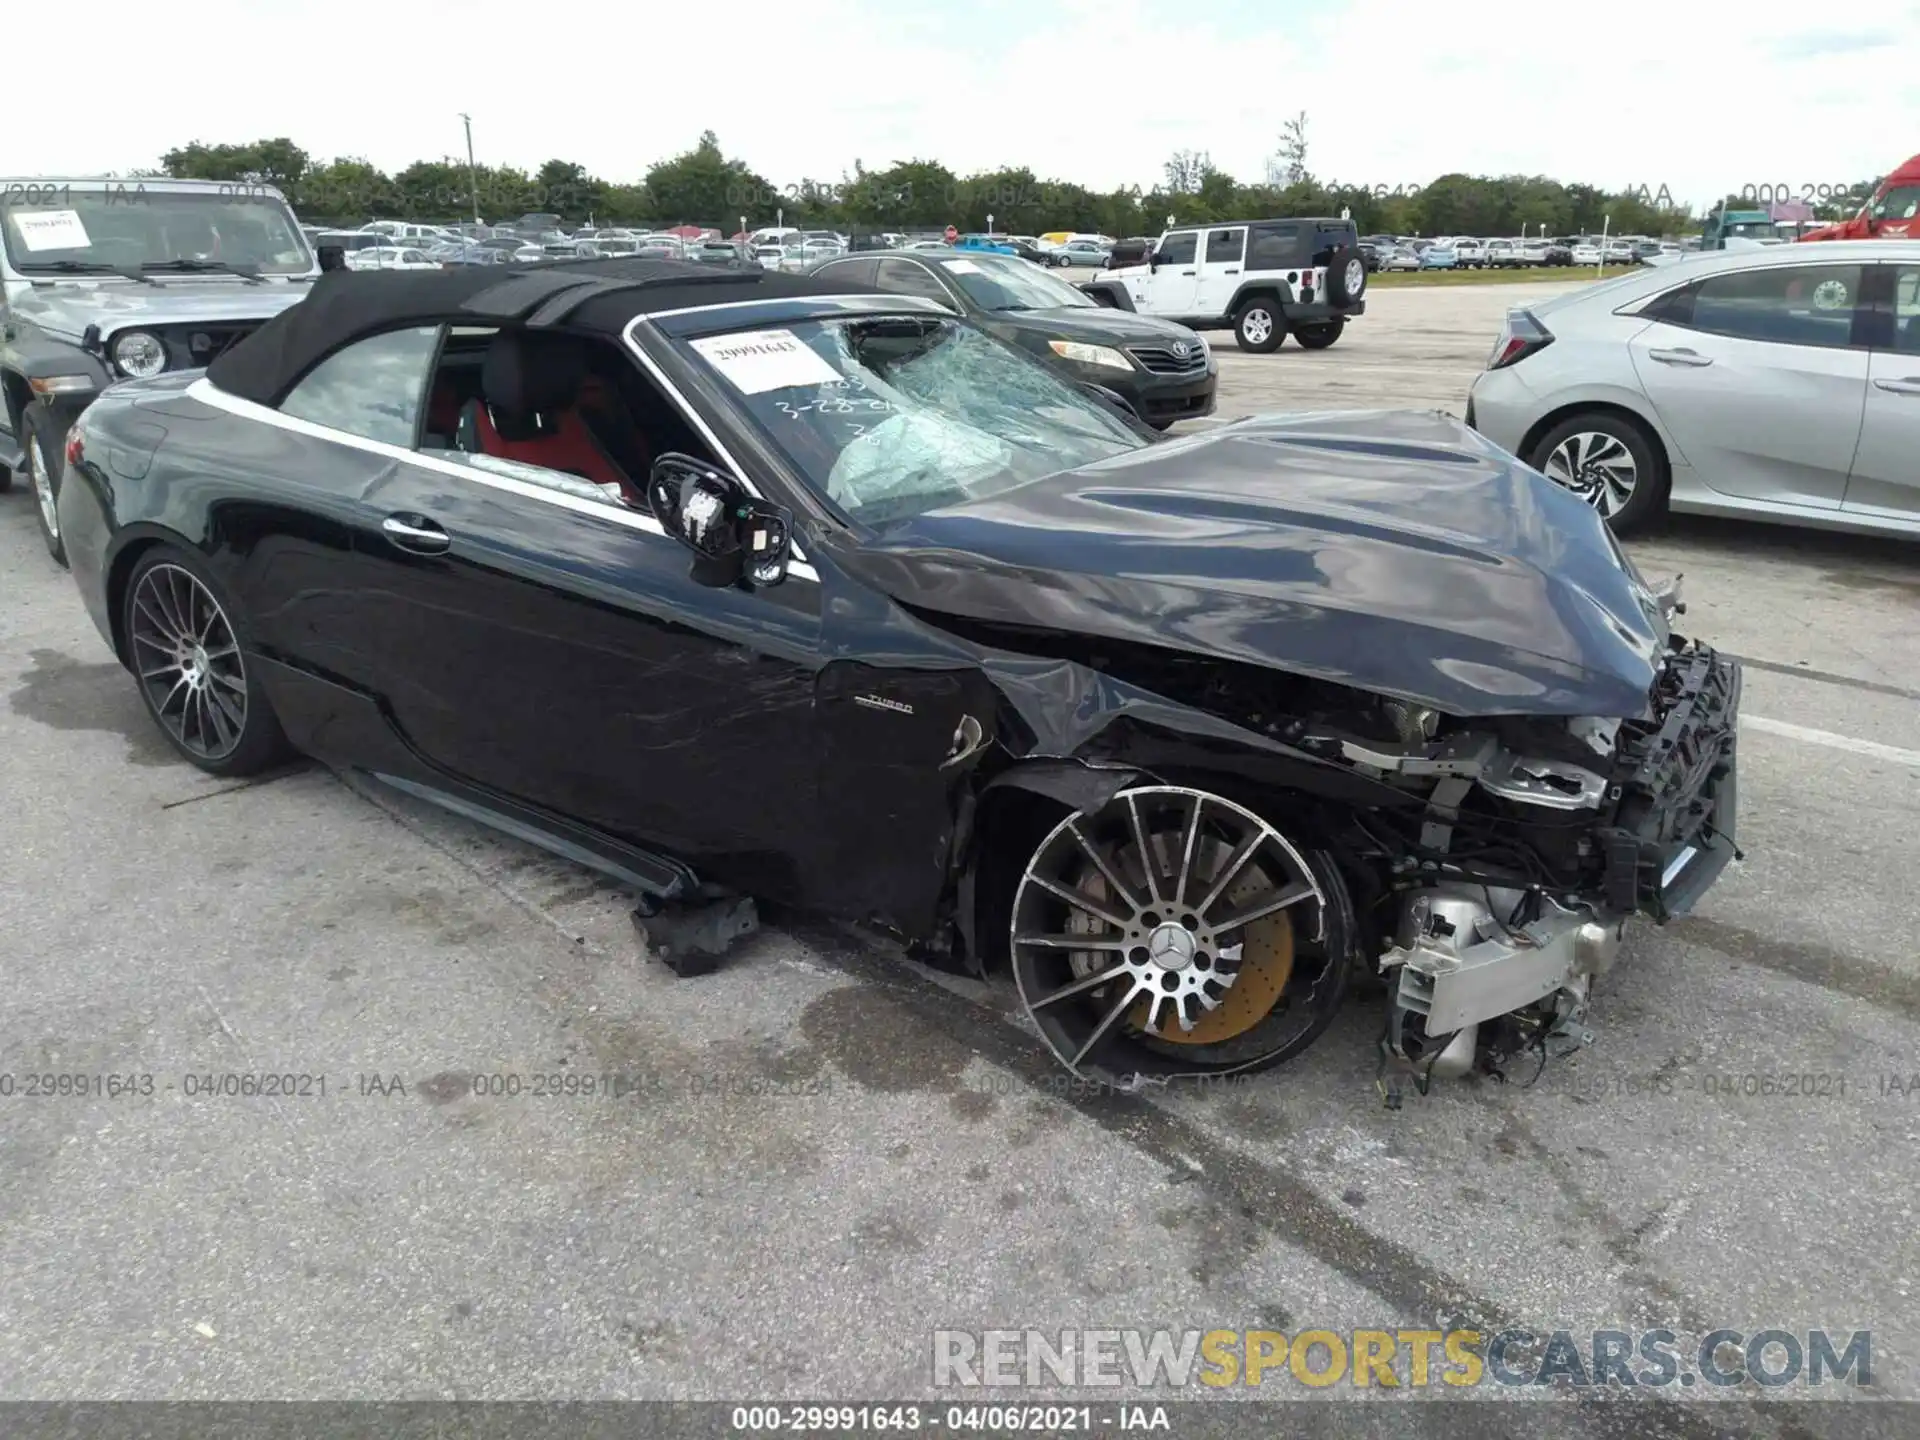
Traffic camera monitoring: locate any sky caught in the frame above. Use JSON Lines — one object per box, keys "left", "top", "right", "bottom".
{"left": 15, "top": 1, "right": 1919, "bottom": 213}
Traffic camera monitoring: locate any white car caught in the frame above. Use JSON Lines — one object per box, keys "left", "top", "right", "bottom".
{"left": 1604, "top": 238, "right": 1635, "bottom": 264}
{"left": 1483, "top": 239, "right": 1519, "bottom": 268}
{"left": 357, "top": 221, "right": 445, "bottom": 244}
{"left": 1383, "top": 246, "right": 1420, "bottom": 272}
{"left": 1571, "top": 241, "right": 1603, "bottom": 265}
{"left": 1468, "top": 239, "right": 1919, "bottom": 540}
{"left": 344, "top": 246, "right": 440, "bottom": 270}
{"left": 1521, "top": 239, "right": 1551, "bottom": 265}
{"left": 1453, "top": 238, "right": 1486, "bottom": 268}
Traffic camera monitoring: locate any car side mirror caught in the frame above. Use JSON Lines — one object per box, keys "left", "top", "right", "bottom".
{"left": 1079, "top": 382, "right": 1140, "bottom": 422}
{"left": 647, "top": 453, "right": 793, "bottom": 589}
{"left": 1078, "top": 382, "right": 1159, "bottom": 439}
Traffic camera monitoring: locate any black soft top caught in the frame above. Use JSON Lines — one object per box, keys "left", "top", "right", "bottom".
{"left": 206, "top": 258, "right": 872, "bottom": 407}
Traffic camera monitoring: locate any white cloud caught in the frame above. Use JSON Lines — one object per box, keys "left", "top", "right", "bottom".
{"left": 12, "top": 0, "right": 1914, "bottom": 215}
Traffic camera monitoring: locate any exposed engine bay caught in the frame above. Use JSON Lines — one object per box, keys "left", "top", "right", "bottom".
{"left": 1342, "top": 638, "right": 1741, "bottom": 1098}
{"left": 1001, "top": 590, "right": 1742, "bottom": 1099}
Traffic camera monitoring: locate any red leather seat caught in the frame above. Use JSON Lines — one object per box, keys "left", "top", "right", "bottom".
{"left": 425, "top": 380, "right": 462, "bottom": 439}
{"left": 457, "top": 333, "right": 640, "bottom": 503}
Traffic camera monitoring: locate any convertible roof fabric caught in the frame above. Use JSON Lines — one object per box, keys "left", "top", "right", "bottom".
{"left": 207, "top": 258, "right": 869, "bottom": 406}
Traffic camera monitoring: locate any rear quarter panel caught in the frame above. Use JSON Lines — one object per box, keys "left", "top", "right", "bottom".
{"left": 89, "top": 391, "right": 388, "bottom": 680}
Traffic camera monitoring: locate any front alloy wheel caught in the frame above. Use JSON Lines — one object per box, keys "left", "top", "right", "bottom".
{"left": 1010, "top": 786, "right": 1352, "bottom": 1083}
{"left": 23, "top": 409, "right": 66, "bottom": 566}
{"left": 125, "top": 552, "right": 290, "bottom": 775}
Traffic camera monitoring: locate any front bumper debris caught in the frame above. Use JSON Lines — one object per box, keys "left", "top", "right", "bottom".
{"left": 1602, "top": 644, "right": 1742, "bottom": 922}
{"left": 1381, "top": 643, "right": 1743, "bottom": 1083}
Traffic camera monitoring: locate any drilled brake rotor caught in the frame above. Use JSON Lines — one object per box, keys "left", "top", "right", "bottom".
{"left": 1069, "top": 834, "right": 1297, "bottom": 1045}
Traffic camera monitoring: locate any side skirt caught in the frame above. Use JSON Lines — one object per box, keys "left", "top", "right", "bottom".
{"left": 254, "top": 654, "right": 696, "bottom": 900}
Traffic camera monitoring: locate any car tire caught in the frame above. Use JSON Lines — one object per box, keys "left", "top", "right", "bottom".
{"left": 1006, "top": 784, "right": 1357, "bottom": 1084}
{"left": 1526, "top": 411, "right": 1668, "bottom": 535}
{"left": 1233, "top": 297, "right": 1286, "bottom": 353}
{"left": 1325, "top": 248, "right": 1367, "bottom": 305}
{"left": 23, "top": 406, "right": 68, "bottom": 567}
{"left": 121, "top": 545, "right": 293, "bottom": 778}
{"left": 1293, "top": 321, "right": 1345, "bottom": 349}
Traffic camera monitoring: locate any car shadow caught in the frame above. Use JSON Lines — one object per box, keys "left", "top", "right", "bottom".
{"left": 1644, "top": 511, "right": 1920, "bottom": 580}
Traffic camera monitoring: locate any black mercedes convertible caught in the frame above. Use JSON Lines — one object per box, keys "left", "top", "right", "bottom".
{"left": 55, "top": 257, "right": 1741, "bottom": 1088}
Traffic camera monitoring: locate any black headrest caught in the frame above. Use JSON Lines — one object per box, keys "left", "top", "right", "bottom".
{"left": 482, "top": 331, "right": 585, "bottom": 417}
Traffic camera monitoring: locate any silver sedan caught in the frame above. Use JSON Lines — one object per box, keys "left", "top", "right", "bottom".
{"left": 1467, "top": 240, "right": 1920, "bottom": 538}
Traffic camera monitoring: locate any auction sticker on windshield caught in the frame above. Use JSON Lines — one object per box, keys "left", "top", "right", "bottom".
{"left": 691, "top": 329, "right": 841, "bottom": 394}
{"left": 13, "top": 209, "right": 91, "bottom": 250}
{"left": 941, "top": 259, "right": 984, "bottom": 274}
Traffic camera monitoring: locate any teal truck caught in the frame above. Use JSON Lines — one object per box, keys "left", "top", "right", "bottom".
{"left": 1698, "top": 207, "right": 1778, "bottom": 249}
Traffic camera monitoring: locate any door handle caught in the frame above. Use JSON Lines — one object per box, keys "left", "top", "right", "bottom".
{"left": 1223, "top": 268, "right": 1239, "bottom": 274}
{"left": 1179, "top": 269, "right": 1195, "bottom": 276}
{"left": 1873, "top": 376, "right": 1920, "bottom": 395}
{"left": 1647, "top": 347, "right": 1713, "bottom": 367}
{"left": 381, "top": 514, "right": 450, "bottom": 554}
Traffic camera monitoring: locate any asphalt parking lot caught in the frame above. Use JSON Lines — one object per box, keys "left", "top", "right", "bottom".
{"left": 3, "top": 279, "right": 1917, "bottom": 1432}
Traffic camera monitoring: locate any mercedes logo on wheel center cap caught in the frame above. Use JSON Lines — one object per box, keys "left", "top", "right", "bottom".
{"left": 1148, "top": 922, "right": 1196, "bottom": 970}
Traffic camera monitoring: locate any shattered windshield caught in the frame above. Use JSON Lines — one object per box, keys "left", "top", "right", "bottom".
{"left": 684, "top": 315, "right": 1145, "bottom": 525}
{"left": 0, "top": 187, "right": 313, "bottom": 275}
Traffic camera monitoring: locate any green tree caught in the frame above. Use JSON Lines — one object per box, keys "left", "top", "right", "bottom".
{"left": 645, "top": 131, "right": 775, "bottom": 227}
{"left": 1162, "top": 149, "right": 1213, "bottom": 196}
{"left": 153, "top": 129, "right": 1750, "bottom": 246}
{"left": 1271, "top": 112, "right": 1310, "bottom": 188}
{"left": 294, "top": 158, "right": 396, "bottom": 222}
{"left": 162, "top": 138, "right": 308, "bottom": 188}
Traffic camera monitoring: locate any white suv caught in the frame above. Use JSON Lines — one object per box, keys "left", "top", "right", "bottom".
{"left": 1081, "top": 216, "right": 1368, "bottom": 352}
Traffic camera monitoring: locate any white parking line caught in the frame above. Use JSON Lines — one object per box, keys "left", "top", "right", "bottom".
{"left": 1743, "top": 714, "right": 1920, "bottom": 768}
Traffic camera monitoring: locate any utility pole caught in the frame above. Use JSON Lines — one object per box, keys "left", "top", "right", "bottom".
{"left": 459, "top": 113, "right": 480, "bottom": 225}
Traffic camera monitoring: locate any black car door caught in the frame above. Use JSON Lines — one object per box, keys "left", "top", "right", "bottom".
{"left": 195, "top": 323, "right": 446, "bottom": 695}
{"left": 337, "top": 356, "right": 827, "bottom": 897}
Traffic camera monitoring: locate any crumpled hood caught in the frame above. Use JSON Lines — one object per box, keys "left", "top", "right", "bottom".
{"left": 841, "top": 409, "right": 1668, "bottom": 719}
{"left": 9, "top": 279, "right": 314, "bottom": 341}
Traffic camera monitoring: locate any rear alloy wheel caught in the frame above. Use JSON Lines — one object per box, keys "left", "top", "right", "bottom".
{"left": 1010, "top": 785, "right": 1353, "bottom": 1084}
{"left": 23, "top": 408, "right": 66, "bottom": 566}
{"left": 1234, "top": 299, "right": 1286, "bottom": 353}
{"left": 1528, "top": 412, "right": 1665, "bottom": 533}
{"left": 124, "top": 549, "right": 291, "bottom": 776}
{"left": 1293, "top": 321, "right": 1345, "bottom": 349}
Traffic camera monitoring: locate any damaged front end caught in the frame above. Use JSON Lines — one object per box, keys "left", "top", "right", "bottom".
{"left": 1347, "top": 633, "right": 1742, "bottom": 1097}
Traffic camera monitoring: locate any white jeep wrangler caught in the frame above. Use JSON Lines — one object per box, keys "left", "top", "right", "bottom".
{"left": 1081, "top": 216, "right": 1368, "bottom": 352}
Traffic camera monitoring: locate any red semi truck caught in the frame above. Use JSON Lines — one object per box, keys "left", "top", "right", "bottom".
{"left": 1797, "top": 154, "right": 1920, "bottom": 242}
